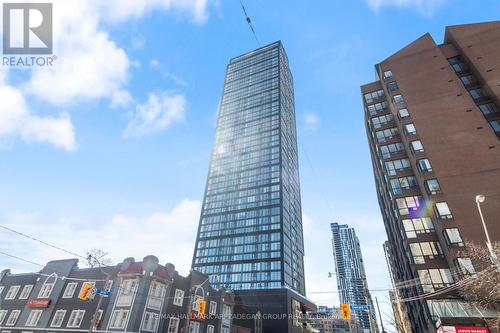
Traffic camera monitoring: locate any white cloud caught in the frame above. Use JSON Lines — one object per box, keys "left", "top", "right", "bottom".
{"left": 366, "top": 0, "right": 445, "bottom": 15}
{"left": 0, "top": 0, "right": 212, "bottom": 150}
{"left": 94, "top": 0, "right": 211, "bottom": 25}
{"left": 150, "top": 59, "right": 161, "bottom": 68}
{"left": 0, "top": 199, "right": 201, "bottom": 275}
{"left": 304, "top": 112, "right": 320, "bottom": 130}
{"left": 149, "top": 59, "right": 189, "bottom": 87}
{"left": 125, "top": 92, "right": 186, "bottom": 138}
{"left": 0, "top": 78, "right": 76, "bottom": 151}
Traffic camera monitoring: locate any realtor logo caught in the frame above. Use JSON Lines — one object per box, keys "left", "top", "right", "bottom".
{"left": 3, "top": 3, "right": 52, "bottom": 54}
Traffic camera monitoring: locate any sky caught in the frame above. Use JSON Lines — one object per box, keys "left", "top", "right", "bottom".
{"left": 0, "top": 0, "right": 499, "bottom": 331}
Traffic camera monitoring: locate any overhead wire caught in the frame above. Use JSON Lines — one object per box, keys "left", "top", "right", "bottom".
{"left": 239, "top": 0, "right": 260, "bottom": 46}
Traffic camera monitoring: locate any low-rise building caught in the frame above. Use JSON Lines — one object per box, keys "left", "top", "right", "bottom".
{"left": 0, "top": 256, "right": 243, "bottom": 333}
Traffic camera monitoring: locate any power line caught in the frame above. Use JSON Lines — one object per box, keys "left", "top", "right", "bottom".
{"left": 0, "top": 223, "right": 88, "bottom": 261}
{"left": 239, "top": 0, "right": 260, "bottom": 46}
{"left": 0, "top": 250, "right": 44, "bottom": 267}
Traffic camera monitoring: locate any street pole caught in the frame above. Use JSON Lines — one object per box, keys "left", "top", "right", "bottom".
{"left": 88, "top": 263, "right": 112, "bottom": 333}
{"left": 475, "top": 195, "right": 499, "bottom": 270}
{"left": 375, "top": 297, "right": 385, "bottom": 333}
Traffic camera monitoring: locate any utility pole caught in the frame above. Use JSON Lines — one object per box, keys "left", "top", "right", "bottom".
{"left": 375, "top": 297, "right": 386, "bottom": 333}
{"left": 88, "top": 259, "right": 112, "bottom": 333}
{"left": 475, "top": 195, "right": 500, "bottom": 271}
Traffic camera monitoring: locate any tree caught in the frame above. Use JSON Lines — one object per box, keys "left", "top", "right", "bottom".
{"left": 457, "top": 241, "right": 500, "bottom": 330}
{"left": 84, "top": 248, "right": 113, "bottom": 268}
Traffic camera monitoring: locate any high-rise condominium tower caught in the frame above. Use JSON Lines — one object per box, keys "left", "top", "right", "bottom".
{"left": 192, "top": 41, "right": 306, "bottom": 295}
{"left": 331, "top": 223, "right": 378, "bottom": 333}
{"left": 362, "top": 22, "right": 500, "bottom": 332}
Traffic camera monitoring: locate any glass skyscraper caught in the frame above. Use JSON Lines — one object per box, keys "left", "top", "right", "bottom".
{"left": 192, "top": 41, "right": 306, "bottom": 295}
{"left": 331, "top": 223, "right": 378, "bottom": 333}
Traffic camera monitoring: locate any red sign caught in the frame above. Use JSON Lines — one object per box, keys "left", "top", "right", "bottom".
{"left": 27, "top": 299, "right": 50, "bottom": 308}
{"left": 438, "top": 326, "right": 489, "bottom": 333}
{"left": 456, "top": 327, "right": 489, "bottom": 333}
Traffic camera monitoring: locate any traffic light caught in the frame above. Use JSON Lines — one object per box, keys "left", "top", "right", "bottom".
{"left": 197, "top": 300, "right": 206, "bottom": 315}
{"left": 79, "top": 282, "right": 94, "bottom": 301}
{"left": 341, "top": 303, "right": 351, "bottom": 320}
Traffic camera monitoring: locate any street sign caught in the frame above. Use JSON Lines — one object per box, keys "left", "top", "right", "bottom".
{"left": 96, "top": 289, "right": 112, "bottom": 297}
{"left": 350, "top": 305, "right": 371, "bottom": 311}
{"left": 341, "top": 304, "right": 351, "bottom": 320}
{"left": 88, "top": 287, "right": 96, "bottom": 301}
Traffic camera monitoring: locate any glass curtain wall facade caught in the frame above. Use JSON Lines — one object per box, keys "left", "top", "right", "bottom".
{"left": 331, "top": 223, "right": 378, "bottom": 333}
{"left": 192, "top": 41, "right": 306, "bottom": 295}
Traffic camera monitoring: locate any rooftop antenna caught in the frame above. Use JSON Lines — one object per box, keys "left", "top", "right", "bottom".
{"left": 239, "top": 0, "right": 260, "bottom": 46}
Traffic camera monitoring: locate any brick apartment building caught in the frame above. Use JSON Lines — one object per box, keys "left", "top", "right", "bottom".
{"left": 362, "top": 21, "right": 500, "bottom": 333}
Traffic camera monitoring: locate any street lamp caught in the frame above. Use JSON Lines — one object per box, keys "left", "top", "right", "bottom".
{"left": 475, "top": 195, "right": 499, "bottom": 269}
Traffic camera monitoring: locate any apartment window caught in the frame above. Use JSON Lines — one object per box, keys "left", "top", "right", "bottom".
{"left": 38, "top": 282, "right": 54, "bottom": 298}
{"left": 26, "top": 310, "right": 43, "bottom": 327}
{"left": 6, "top": 310, "right": 21, "bottom": 326}
{"left": 109, "top": 310, "right": 128, "bottom": 329}
{"left": 192, "top": 295, "right": 203, "bottom": 311}
{"left": 104, "top": 280, "right": 113, "bottom": 292}
{"left": 379, "top": 142, "right": 405, "bottom": 159}
{"left": 364, "top": 89, "right": 385, "bottom": 104}
{"left": 375, "top": 127, "right": 399, "bottom": 143}
{"left": 173, "top": 289, "right": 184, "bottom": 307}
{"left": 385, "top": 158, "right": 411, "bottom": 176}
{"left": 188, "top": 321, "right": 200, "bottom": 333}
{"left": 404, "top": 123, "right": 417, "bottom": 136}
{"left": 444, "top": 228, "right": 464, "bottom": 247}
{"left": 0, "top": 311, "right": 8, "bottom": 325}
{"left": 19, "top": 285, "right": 33, "bottom": 299}
{"left": 67, "top": 310, "right": 85, "bottom": 328}
{"left": 5, "top": 286, "right": 20, "bottom": 300}
{"left": 448, "top": 57, "right": 469, "bottom": 74}
{"left": 390, "top": 176, "right": 418, "bottom": 195}
{"left": 469, "top": 88, "right": 487, "bottom": 101}
{"left": 417, "top": 268, "right": 454, "bottom": 292}
{"left": 460, "top": 74, "right": 477, "bottom": 87}
{"left": 479, "top": 103, "right": 498, "bottom": 115}
{"left": 418, "top": 159, "right": 432, "bottom": 172}
{"left": 435, "top": 202, "right": 453, "bottom": 219}
{"left": 371, "top": 114, "right": 394, "bottom": 129}
{"left": 410, "top": 140, "right": 424, "bottom": 153}
{"left": 425, "top": 179, "right": 442, "bottom": 195}
{"left": 398, "top": 108, "right": 410, "bottom": 119}
{"left": 207, "top": 325, "right": 215, "bottom": 333}
{"left": 147, "top": 281, "right": 166, "bottom": 311}
{"left": 63, "top": 282, "right": 78, "bottom": 298}
{"left": 489, "top": 120, "right": 500, "bottom": 132}
{"left": 367, "top": 101, "right": 388, "bottom": 116}
{"left": 387, "top": 81, "right": 399, "bottom": 92}
{"left": 396, "top": 196, "right": 424, "bottom": 216}
{"left": 167, "top": 317, "right": 179, "bottom": 333}
{"left": 402, "top": 217, "right": 434, "bottom": 238}
{"left": 50, "top": 310, "right": 66, "bottom": 327}
{"left": 393, "top": 94, "right": 405, "bottom": 105}
{"left": 456, "top": 258, "right": 476, "bottom": 276}
{"left": 409, "top": 242, "right": 442, "bottom": 264}
{"left": 383, "top": 70, "right": 393, "bottom": 78}
{"left": 141, "top": 312, "right": 158, "bottom": 332}
{"left": 116, "top": 279, "right": 138, "bottom": 306}
{"left": 209, "top": 301, "right": 217, "bottom": 316}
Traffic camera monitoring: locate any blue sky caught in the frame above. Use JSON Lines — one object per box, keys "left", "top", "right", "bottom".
{"left": 0, "top": 0, "right": 499, "bottom": 330}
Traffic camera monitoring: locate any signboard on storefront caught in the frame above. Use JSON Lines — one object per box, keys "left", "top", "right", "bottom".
{"left": 27, "top": 299, "right": 50, "bottom": 308}
{"left": 438, "top": 326, "right": 489, "bottom": 333}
